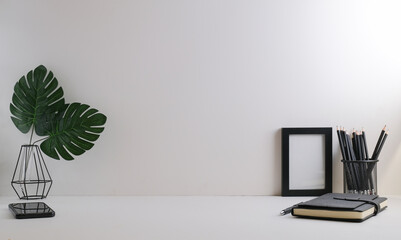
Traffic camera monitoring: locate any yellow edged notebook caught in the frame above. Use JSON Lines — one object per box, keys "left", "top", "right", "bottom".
{"left": 291, "top": 193, "right": 387, "bottom": 222}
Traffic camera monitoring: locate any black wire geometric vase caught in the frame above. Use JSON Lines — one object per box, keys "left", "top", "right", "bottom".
{"left": 11, "top": 145, "right": 53, "bottom": 200}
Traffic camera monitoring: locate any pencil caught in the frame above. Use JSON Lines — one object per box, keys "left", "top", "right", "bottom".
{"left": 352, "top": 129, "right": 358, "bottom": 159}
{"left": 356, "top": 132, "right": 368, "bottom": 191}
{"left": 336, "top": 127, "right": 346, "bottom": 160}
{"left": 337, "top": 127, "right": 354, "bottom": 191}
{"left": 374, "top": 130, "right": 388, "bottom": 160}
{"left": 342, "top": 129, "right": 352, "bottom": 160}
{"left": 340, "top": 128, "right": 355, "bottom": 190}
{"left": 345, "top": 132, "right": 360, "bottom": 191}
{"left": 359, "top": 133, "right": 366, "bottom": 160}
{"left": 369, "top": 128, "right": 388, "bottom": 193}
{"left": 346, "top": 132, "right": 356, "bottom": 160}
{"left": 372, "top": 125, "right": 386, "bottom": 160}
{"left": 360, "top": 130, "right": 371, "bottom": 191}
{"left": 357, "top": 132, "right": 363, "bottom": 160}
{"left": 362, "top": 128, "right": 369, "bottom": 160}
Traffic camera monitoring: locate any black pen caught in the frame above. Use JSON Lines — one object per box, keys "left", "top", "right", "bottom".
{"left": 280, "top": 202, "right": 303, "bottom": 215}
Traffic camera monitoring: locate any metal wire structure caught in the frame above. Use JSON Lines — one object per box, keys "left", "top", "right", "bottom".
{"left": 11, "top": 145, "right": 53, "bottom": 200}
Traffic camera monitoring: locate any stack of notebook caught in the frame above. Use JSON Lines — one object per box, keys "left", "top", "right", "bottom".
{"left": 291, "top": 193, "right": 387, "bottom": 222}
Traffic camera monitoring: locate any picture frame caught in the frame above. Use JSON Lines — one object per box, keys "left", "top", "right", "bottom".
{"left": 282, "top": 127, "right": 332, "bottom": 196}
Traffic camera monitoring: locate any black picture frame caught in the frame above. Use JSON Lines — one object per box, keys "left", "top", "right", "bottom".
{"left": 282, "top": 127, "right": 332, "bottom": 196}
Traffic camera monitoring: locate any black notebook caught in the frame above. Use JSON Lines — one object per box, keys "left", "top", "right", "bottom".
{"left": 291, "top": 193, "right": 387, "bottom": 222}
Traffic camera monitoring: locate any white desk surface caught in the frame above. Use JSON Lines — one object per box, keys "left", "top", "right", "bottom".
{"left": 0, "top": 195, "right": 400, "bottom": 240}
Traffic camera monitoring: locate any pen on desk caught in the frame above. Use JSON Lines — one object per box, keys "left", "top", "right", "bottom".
{"left": 280, "top": 202, "right": 303, "bottom": 216}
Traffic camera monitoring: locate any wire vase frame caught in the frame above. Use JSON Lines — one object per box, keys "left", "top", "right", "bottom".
{"left": 11, "top": 145, "right": 53, "bottom": 200}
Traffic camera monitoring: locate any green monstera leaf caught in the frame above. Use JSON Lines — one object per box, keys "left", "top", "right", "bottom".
{"left": 10, "top": 65, "right": 65, "bottom": 135}
{"left": 40, "top": 103, "right": 107, "bottom": 160}
{"left": 10, "top": 65, "right": 107, "bottom": 161}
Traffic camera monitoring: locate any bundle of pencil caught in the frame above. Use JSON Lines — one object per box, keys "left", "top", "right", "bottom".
{"left": 336, "top": 126, "right": 388, "bottom": 194}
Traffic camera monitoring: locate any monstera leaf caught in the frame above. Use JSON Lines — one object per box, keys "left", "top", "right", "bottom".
{"left": 10, "top": 65, "right": 65, "bottom": 135}
{"left": 10, "top": 65, "right": 107, "bottom": 161}
{"left": 40, "top": 103, "right": 107, "bottom": 160}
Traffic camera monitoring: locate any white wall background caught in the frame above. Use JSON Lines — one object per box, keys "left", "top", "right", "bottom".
{"left": 1, "top": 0, "right": 401, "bottom": 196}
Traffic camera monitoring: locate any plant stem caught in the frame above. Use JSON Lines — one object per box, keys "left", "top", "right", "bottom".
{"left": 32, "top": 137, "right": 49, "bottom": 145}
{"left": 26, "top": 128, "right": 36, "bottom": 183}
{"left": 29, "top": 127, "right": 34, "bottom": 145}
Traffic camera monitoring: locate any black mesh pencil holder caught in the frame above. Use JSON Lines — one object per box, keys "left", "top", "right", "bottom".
{"left": 341, "top": 159, "right": 378, "bottom": 195}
